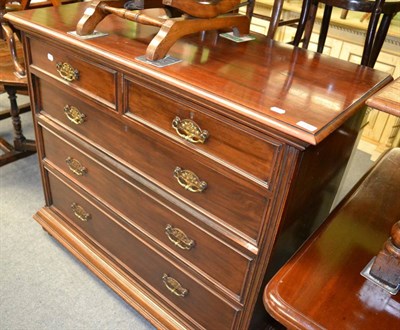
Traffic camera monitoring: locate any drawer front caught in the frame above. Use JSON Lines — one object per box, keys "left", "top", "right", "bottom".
{"left": 42, "top": 126, "right": 252, "bottom": 297}
{"left": 39, "top": 79, "right": 269, "bottom": 241}
{"left": 125, "top": 78, "right": 282, "bottom": 186}
{"left": 29, "top": 37, "right": 117, "bottom": 109}
{"left": 47, "top": 171, "right": 240, "bottom": 329}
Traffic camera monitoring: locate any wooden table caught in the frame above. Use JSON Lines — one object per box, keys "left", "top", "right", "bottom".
{"left": 264, "top": 148, "right": 400, "bottom": 329}
{"left": 366, "top": 77, "right": 400, "bottom": 117}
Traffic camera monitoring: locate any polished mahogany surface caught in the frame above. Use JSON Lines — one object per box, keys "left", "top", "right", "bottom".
{"left": 5, "top": 3, "right": 395, "bottom": 329}
{"left": 5, "top": 3, "right": 391, "bottom": 145}
{"left": 264, "top": 148, "right": 400, "bottom": 330}
{"left": 366, "top": 77, "right": 400, "bottom": 117}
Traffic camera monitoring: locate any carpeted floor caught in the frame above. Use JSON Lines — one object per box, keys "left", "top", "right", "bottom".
{"left": 0, "top": 94, "right": 374, "bottom": 329}
{"left": 0, "top": 106, "right": 155, "bottom": 330}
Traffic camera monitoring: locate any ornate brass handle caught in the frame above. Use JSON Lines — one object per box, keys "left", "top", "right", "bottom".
{"left": 165, "top": 224, "right": 195, "bottom": 250}
{"left": 56, "top": 62, "right": 79, "bottom": 82}
{"left": 172, "top": 116, "right": 209, "bottom": 144}
{"left": 64, "top": 105, "right": 86, "bottom": 125}
{"left": 173, "top": 167, "right": 207, "bottom": 193}
{"left": 65, "top": 157, "right": 88, "bottom": 176}
{"left": 71, "top": 203, "right": 91, "bottom": 222}
{"left": 162, "top": 274, "right": 188, "bottom": 297}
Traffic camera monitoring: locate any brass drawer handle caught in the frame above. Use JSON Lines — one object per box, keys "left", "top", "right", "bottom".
{"left": 173, "top": 167, "right": 207, "bottom": 193}
{"left": 56, "top": 62, "right": 79, "bottom": 82}
{"left": 165, "top": 224, "right": 195, "bottom": 250}
{"left": 172, "top": 116, "right": 209, "bottom": 144}
{"left": 65, "top": 157, "right": 87, "bottom": 176}
{"left": 64, "top": 105, "right": 86, "bottom": 125}
{"left": 162, "top": 274, "right": 188, "bottom": 297}
{"left": 71, "top": 203, "right": 91, "bottom": 222}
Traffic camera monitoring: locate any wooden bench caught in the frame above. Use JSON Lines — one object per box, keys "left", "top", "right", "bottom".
{"left": 264, "top": 147, "right": 400, "bottom": 329}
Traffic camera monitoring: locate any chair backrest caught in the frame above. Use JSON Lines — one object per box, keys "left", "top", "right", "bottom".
{"left": 1, "top": 0, "right": 81, "bottom": 76}
{"left": 248, "top": 0, "right": 303, "bottom": 39}
{"left": 292, "top": 0, "right": 399, "bottom": 68}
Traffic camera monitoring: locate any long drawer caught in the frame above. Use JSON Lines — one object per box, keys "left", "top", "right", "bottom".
{"left": 38, "top": 78, "right": 270, "bottom": 242}
{"left": 47, "top": 169, "right": 241, "bottom": 329}
{"left": 28, "top": 37, "right": 117, "bottom": 109}
{"left": 124, "top": 76, "right": 282, "bottom": 186}
{"left": 41, "top": 125, "right": 253, "bottom": 298}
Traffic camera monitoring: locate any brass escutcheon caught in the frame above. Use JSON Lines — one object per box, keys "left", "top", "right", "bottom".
{"left": 65, "top": 157, "right": 88, "bottom": 176}
{"left": 165, "top": 224, "right": 195, "bottom": 250}
{"left": 162, "top": 274, "right": 188, "bottom": 297}
{"left": 56, "top": 62, "right": 79, "bottom": 82}
{"left": 71, "top": 203, "right": 91, "bottom": 222}
{"left": 172, "top": 116, "right": 209, "bottom": 144}
{"left": 64, "top": 105, "right": 86, "bottom": 125}
{"left": 173, "top": 167, "right": 207, "bottom": 193}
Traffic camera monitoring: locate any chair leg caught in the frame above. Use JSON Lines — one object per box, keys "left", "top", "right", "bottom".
{"left": 317, "top": 5, "right": 332, "bottom": 54}
{"left": 0, "top": 85, "right": 36, "bottom": 166}
{"left": 361, "top": 0, "right": 384, "bottom": 66}
{"left": 340, "top": 9, "right": 348, "bottom": 19}
{"left": 246, "top": 0, "right": 255, "bottom": 18}
{"left": 293, "top": 0, "right": 313, "bottom": 46}
{"left": 368, "top": 14, "right": 393, "bottom": 67}
{"left": 4, "top": 85, "right": 35, "bottom": 152}
{"left": 266, "top": 0, "right": 284, "bottom": 40}
{"left": 302, "top": 3, "right": 318, "bottom": 49}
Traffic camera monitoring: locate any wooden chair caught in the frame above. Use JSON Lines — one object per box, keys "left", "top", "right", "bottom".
{"left": 292, "top": 0, "right": 400, "bottom": 67}
{"left": 1, "top": 1, "right": 31, "bottom": 165}
{"left": 0, "top": 40, "right": 35, "bottom": 166}
{"left": 0, "top": 0, "right": 79, "bottom": 166}
{"left": 1, "top": 0, "right": 78, "bottom": 76}
{"left": 249, "top": 0, "right": 303, "bottom": 39}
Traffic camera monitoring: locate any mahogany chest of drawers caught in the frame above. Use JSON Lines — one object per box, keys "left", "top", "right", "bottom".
{"left": 6, "top": 3, "right": 391, "bottom": 329}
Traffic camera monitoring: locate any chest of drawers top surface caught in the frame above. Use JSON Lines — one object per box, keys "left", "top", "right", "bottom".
{"left": 6, "top": 2, "right": 391, "bottom": 145}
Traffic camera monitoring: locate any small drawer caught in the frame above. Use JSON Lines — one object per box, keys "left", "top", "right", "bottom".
{"left": 39, "top": 79, "right": 269, "bottom": 242}
{"left": 124, "top": 77, "right": 282, "bottom": 186}
{"left": 28, "top": 37, "right": 117, "bottom": 109}
{"left": 47, "top": 171, "right": 241, "bottom": 329}
{"left": 42, "top": 126, "right": 253, "bottom": 298}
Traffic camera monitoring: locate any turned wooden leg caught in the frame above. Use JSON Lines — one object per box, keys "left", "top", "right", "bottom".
{"left": 0, "top": 85, "right": 36, "bottom": 166}
{"left": 5, "top": 85, "right": 27, "bottom": 150}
